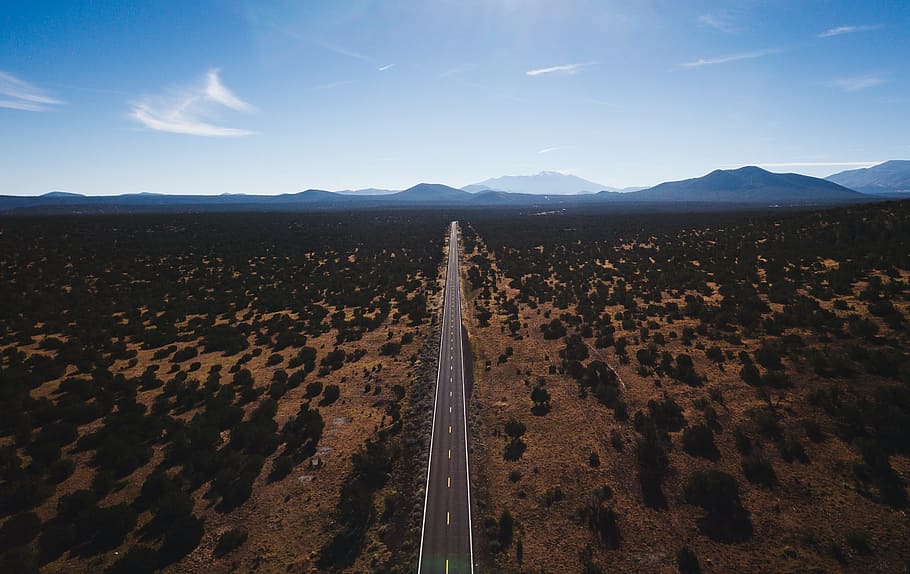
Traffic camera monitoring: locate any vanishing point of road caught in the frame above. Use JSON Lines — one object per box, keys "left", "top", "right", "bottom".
{"left": 418, "top": 221, "right": 474, "bottom": 574}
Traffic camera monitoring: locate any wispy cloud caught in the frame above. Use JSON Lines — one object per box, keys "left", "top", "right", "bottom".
{"left": 830, "top": 74, "right": 887, "bottom": 92}
{"left": 679, "top": 49, "right": 778, "bottom": 69}
{"left": 818, "top": 24, "right": 882, "bottom": 38}
{"left": 130, "top": 69, "right": 255, "bottom": 137}
{"left": 526, "top": 62, "right": 596, "bottom": 77}
{"left": 698, "top": 13, "right": 738, "bottom": 33}
{"left": 0, "top": 71, "right": 63, "bottom": 112}
{"left": 538, "top": 147, "right": 561, "bottom": 154}
{"left": 315, "top": 80, "right": 355, "bottom": 90}
{"left": 313, "top": 39, "right": 372, "bottom": 62}
{"left": 378, "top": 63, "right": 395, "bottom": 72}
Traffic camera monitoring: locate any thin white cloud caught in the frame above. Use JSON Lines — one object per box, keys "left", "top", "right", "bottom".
{"left": 538, "top": 147, "right": 561, "bottom": 154}
{"left": 130, "top": 69, "right": 255, "bottom": 137}
{"left": 831, "top": 74, "right": 887, "bottom": 92}
{"left": 698, "top": 13, "right": 738, "bottom": 33}
{"left": 680, "top": 49, "right": 778, "bottom": 69}
{"left": 0, "top": 71, "right": 63, "bottom": 112}
{"left": 378, "top": 63, "right": 395, "bottom": 72}
{"left": 526, "top": 62, "right": 595, "bottom": 77}
{"left": 204, "top": 70, "right": 253, "bottom": 112}
{"left": 313, "top": 39, "right": 372, "bottom": 62}
{"left": 818, "top": 24, "right": 882, "bottom": 38}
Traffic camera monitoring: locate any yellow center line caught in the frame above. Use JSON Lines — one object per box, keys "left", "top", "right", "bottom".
{"left": 448, "top": 476, "right": 451, "bottom": 487}
{"left": 446, "top": 559, "right": 449, "bottom": 574}
{"left": 447, "top": 511, "right": 450, "bottom": 525}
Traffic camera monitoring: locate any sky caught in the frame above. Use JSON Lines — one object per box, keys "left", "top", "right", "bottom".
{"left": 1, "top": 0, "right": 909, "bottom": 196}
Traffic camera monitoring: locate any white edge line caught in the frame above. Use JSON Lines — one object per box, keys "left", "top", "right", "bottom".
{"left": 455, "top": 221, "right": 476, "bottom": 573}
{"left": 417, "top": 222, "right": 450, "bottom": 572}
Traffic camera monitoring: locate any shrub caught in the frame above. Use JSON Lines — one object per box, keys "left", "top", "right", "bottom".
{"left": 0, "top": 511, "right": 41, "bottom": 550}
{"left": 498, "top": 510, "right": 514, "bottom": 548}
{"left": 158, "top": 514, "right": 204, "bottom": 566}
{"left": 677, "top": 547, "right": 702, "bottom": 574}
{"left": 305, "top": 380, "right": 323, "bottom": 398}
{"left": 846, "top": 529, "right": 872, "bottom": 555}
{"left": 684, "top": 470, "right": 752, "bottom": 542}
{"left": 214, "top": 528, "right": 248, "bottom": 557}
{"left": 681, "top": 424, "right": 720, "bottom": 461}
{"left": 379, "top": 342, "right": 402, "bottom": 356}
{"left": 105, "top": 545, "right": 157, "bottom": 574}
{"left": 504, "top": 418, "right": 526, "bottom": 440}
{"left": 48, "top": 459, "right": 76, "bottom": 484}
{"left": 320, "top": 384, "right": 340, "bottom": 406}
{"left": 742, "top": 454, "right": 777, "bottom": 487}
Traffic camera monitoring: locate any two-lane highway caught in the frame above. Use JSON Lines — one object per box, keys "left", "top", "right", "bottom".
{"left": 418, "top": 222, "right": 474, "bottom": 574}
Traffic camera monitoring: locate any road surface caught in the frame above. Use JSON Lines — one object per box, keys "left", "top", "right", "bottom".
{"left": 418, "top": 221, "right": 474, "bottom": 574}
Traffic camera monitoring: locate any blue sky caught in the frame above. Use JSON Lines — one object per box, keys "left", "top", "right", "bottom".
{"left": 1, "top": 0, "right": 908, "bottom": 195}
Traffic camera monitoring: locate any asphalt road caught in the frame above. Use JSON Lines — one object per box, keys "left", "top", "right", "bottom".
{"left": 418, "top": 221, "right": 474, "bottom": 574}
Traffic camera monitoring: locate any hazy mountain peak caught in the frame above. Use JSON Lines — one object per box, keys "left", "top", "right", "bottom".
{"left": 463, "top": 172, "right": 612, "bottom": 195}
{"left": 827, "top": 160, "right": 910, "bottom": 194}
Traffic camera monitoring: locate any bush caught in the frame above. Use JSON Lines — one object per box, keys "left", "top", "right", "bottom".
{"left": 684, "top": 470, "right": 752, "bottom": 542}
{"left": 681, "top": 424, "right": 719, "bottom": 461}
{"left": 37, "top": 520, "right": 75, "bottom": 562}
{"left": 158, "top": 514, "right": 203, "bottom": 566}
{"left": 504, "top": 418, "right": 526, "bottom": 440}
{"left": 305, "top": 380, "right": 323, "bottom": 398}
{"left": 587, "top": 503, "right": 620, "bottom": 550}
{"left": 269, "top": 454, "right": 294, "bottom": 482}
{"left": 846, "top": 529, "right": 872, "bottom": 556}
{"left": 320, "top": 384, "right": 340, "bottom": 406}
{"left": 105, "top": 545, "right": 157, "bottom": 574}
{"left": 214, "top": 528, "right": 248, "bottom": 557}
{"left": 0, "top": 511, "right": 41, "bottom": 550}
{"left": 47, "top": 459, "right": 76, "bottom": 484}
{"left": 742, "top": 454, "right": 777, "bottom": 487}
{"left": 171, "top": 346, "right": 198, "bottom": 363}
{"left": 379, "top": 341, "right": 402, "bottom": 356}
{"left": 677, "top": 546, "right": 702, "bottom": 574}
{"left": 498, "top": 510, "right": 514, "bottom": 548}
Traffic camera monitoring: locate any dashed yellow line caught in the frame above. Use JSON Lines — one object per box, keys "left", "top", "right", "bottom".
{"left": 448, "top": 476, "right": 451, "bottom": 488}
{"left": 447, "top": 511, "right": 450, "bottom": 525}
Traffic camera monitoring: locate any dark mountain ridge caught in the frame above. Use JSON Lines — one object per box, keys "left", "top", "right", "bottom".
{"left": 0, "top": 166, "right": 885, "bottom": 214}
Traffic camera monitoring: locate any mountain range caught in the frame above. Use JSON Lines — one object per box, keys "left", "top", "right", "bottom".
{"left": 826, "top": 160, "right": 910, "bottom": 195}
{"left": 2, "top": 163, "right": 907, "bottom": 215}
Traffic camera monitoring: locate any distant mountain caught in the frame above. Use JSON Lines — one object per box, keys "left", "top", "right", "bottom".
{"left": 463, "top": 171, "right": 631, "bottom": 195}
{"left": 629, "top": 166, "right": 863, "bottom": 204}
{"left": 388, "top": 183, "right": 472, "bottom": 203}
{"left": 826, "top": 160, "right": 910, "bottom": 195}
{"left": 336, "top": 188, "right": 397, "bottom": 196}
{"left": 42, "top": 191, "right": 85, "bottom": 198}
{"left": 1, "top": 166, "right": 882, "bottom": 214}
